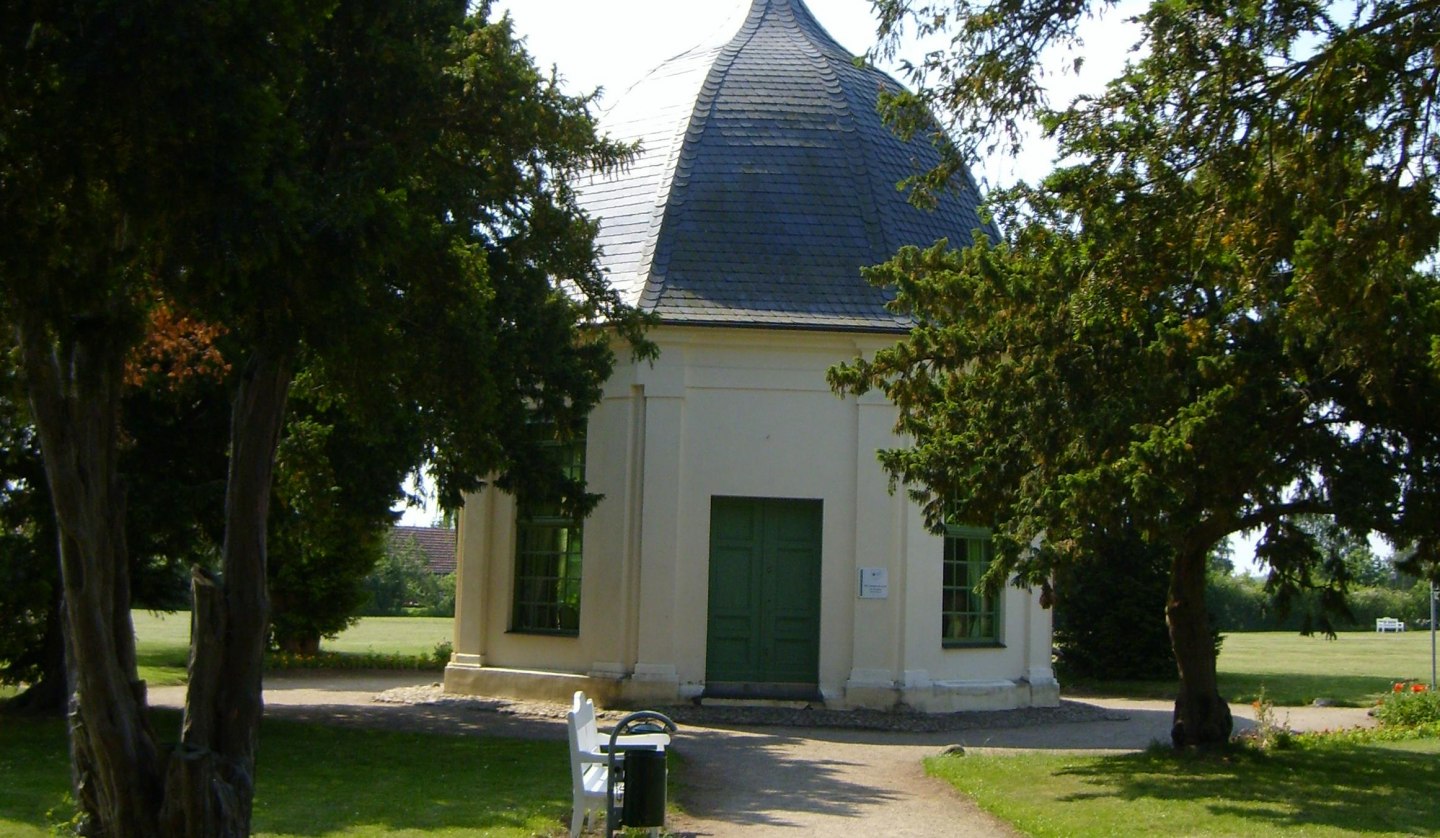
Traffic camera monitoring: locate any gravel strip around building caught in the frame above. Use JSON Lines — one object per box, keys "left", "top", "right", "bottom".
{"left": 373, "top": 683, "right": 1127, "bottom": 733}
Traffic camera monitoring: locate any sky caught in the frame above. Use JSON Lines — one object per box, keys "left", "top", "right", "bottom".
{"left": 403, "top": 0, "right": 1274, "bottom": 574}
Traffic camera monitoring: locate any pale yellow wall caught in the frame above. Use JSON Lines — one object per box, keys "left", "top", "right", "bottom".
{"left": 448, "top": 325, "right": 1056, "bottom": 710}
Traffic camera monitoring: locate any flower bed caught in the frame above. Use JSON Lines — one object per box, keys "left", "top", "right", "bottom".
{"left": 1374, "top": 682, "right": 1440, "bottom": 728}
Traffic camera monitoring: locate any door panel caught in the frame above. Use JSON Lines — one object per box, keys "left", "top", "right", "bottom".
{"left": 706, "top": 497, "right": 822, "bottom": 688}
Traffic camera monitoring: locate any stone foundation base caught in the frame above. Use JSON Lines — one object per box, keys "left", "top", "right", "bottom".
{"left": 844, "top": 674, "right": 1062, "bottom": 712}
{"left": 443, "top": 662, "right": 680, "bottom": 708}
{"left": 446, "top": 661, "right": 1061, "bottom": 714}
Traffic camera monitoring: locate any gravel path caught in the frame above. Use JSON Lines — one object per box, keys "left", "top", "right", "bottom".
{"left": 148, "top": 674, "right": 1377, "bottom": 837}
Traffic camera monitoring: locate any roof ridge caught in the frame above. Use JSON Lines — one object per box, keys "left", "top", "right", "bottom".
{"left": 782, "top": 4, "right": 892, "bottom": 268}
{"left": 763, "top": 0, "right": 854, "bottom": 61}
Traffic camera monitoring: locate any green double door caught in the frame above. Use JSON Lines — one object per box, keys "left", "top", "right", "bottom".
{"left": 705, "top": 497, "right": 822, "bottom": 694}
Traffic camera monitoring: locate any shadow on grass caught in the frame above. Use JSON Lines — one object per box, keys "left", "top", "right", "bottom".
{"left": 135, "top": 644, "right": 189, "bottom": 667}
{"left": 4, "top": 702, "right": 919, "bottom": 835}
{"left": 254, "top": 718, "right": 573, "bottom": 836}
{"left": 1219, "top": 672, "right": 1392, "bottom": 706}
{"left": 0, "top": 709, "right": 575, "bottom": 837}
{"left": 1056, "top": 744, "right": 1440, "bottom": 834}
{"left": 135, "top": 645, "right": 190, "bottom": 687}
{"left": 0, "top": 714, "right": 71, "bottom": 835}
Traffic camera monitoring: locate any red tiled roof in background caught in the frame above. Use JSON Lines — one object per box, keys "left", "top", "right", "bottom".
{"left": 388, "top": 525, "right": 457, "bottom": 575}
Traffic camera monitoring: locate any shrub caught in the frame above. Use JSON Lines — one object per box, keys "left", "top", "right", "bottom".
{"left": 415, "top": 572, "right": 456, "bottom": 618}
{"left": 1374, "top": 684, "right": 1440, "bottom": 728}
{"left": 1053, "top": 531, "right": 1178, "bottom": 680}
{"left": 265, "top": 649, "right": 445, "bottom": 672}
{"left": 1206, "top": 576, "right": 1433, "bottom": 632}
{"left": 1207, "top": 573, "right": 1270, "bottom": 631}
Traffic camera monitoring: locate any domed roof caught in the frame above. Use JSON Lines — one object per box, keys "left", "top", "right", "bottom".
{"left": 577, "top": 0, "right": 993, "bottom": 332}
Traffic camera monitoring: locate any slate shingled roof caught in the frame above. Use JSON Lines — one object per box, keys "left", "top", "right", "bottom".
{"left": 576, "top": 0, "right": 995, "bottom": 332}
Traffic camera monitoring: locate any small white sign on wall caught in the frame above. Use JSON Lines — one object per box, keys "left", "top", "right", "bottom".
{"left": 859, "top": 567, "right": 889, "bottom": 599}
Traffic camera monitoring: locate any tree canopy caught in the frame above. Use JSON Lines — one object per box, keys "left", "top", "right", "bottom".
{"left": 2, "top": 1, "right": 646, "bottom": 833}
{"left": 834, "top": 0, "right": 1440, "bottom": 746}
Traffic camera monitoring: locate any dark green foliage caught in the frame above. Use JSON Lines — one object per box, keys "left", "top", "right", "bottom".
{"left": 266, "top": 365, "right": 425, "bottom": 653}
{"left": 3, "top": 338, "right": 226, "bottom": 708}
{"left": 1054, "top": 532, "right": 1177, "bottom": 681}
{"left": 119, "top": 358, "right": 230, "bottom": 613}
{"left": 0, "top": 359, "right": 59, "bottom": 699}
{"left": 2, "top": 0, "right": 649, "bottom": 830}
{"left": 839, "top": 0, "right": 1440, "bottom": 746}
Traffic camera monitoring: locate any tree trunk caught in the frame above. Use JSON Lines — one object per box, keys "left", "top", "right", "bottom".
{"left": 20, "top": 314, "right": 295, "bottom": 837}
{"left": 18, "top": 316, "right": 165, "bottom": 836}
{"left": 1167, "top": 545, "right": 1232, "bottom": 748}
{"left": 159, "top": 346, "right": 292, "bottom": 838}
{"left": 276, "top": 631, "right": 322, "bottom": 657}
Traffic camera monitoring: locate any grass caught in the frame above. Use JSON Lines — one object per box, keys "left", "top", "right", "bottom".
{"left": 130, "top": 611, "right": 454, "bottom": 686}
{"left": 927, "top": 736, "right": 1440, "bottom": 837}
{"left": 0, "top": 710, "right": 572, "bottom": 838}
{"left": 941, "top": 631, "right": 1440, "bottom": 836}
{"left": 1064, "top": 630, "right": 1437, "bottom": 707}
{"left": 0, "top": 715, "right": 72, "bottom": 836}
{"left": 9, "top": 623, "right": 1434, "bottom": 836}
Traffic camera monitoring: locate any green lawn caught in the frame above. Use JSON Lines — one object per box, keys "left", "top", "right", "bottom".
{"left": 1065, "top": 630, "right": 1437, "bottom": 707}
{"left": 935, "top": 630, "right": 1440, "bottom": 835}
{"left": 8, "top": 624, "right": 1437, "bottom": 836}
{"left": 131, "top": 611, "right": 454, "bottom": 686}
{"left": 0, "top": 711, "right": 571, "bottom": 838}
{"left": 1218, "top": 631, "right": 1434, "bottom": 706}
{"left": 927, "top": 737, "right": 1440, "bottom": 837}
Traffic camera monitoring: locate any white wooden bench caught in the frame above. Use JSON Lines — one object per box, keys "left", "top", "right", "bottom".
{"left": 565, "top": 692, "right": 669, "bottom": 837}
{"left": 1376, "top": 617, "right": 1406, "bottom": 632}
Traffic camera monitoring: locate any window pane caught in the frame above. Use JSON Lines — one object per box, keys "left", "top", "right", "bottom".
{"left": 512, "top": 430, "right": 586, "bottom": 634}
{"left": 941, "top": 525, "right": 1000, "bottom": 645}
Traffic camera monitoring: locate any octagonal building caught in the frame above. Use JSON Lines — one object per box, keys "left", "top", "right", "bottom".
{"left": 445, "top": 0, "right": 1058, "bottom": 712}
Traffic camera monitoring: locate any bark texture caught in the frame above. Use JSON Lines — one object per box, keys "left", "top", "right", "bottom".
{"left": 1167, "top": 547, "right": 1233, "bottom": 748}
{"left": 20, "top": 314, "right": 294, "bottom": 837}
{"left": 19, "top": 316, "right": 163, "bottom": 836}
{"left": 159, "top": 347, "right": 293, "bottom": 838}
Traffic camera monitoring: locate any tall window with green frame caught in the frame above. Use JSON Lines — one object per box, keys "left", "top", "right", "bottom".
{"left": 942, "top": 524, "right": 1001, "bottom": 646}
{"left": 511, "top": 431, "right": 586, "bottom": 635}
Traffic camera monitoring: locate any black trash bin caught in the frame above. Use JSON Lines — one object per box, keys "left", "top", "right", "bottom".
{"left": 606, "top": 711, "right": 677, "bottom": 837}
{"left": 620, "top": 746, "right": 666, "bottom": 827}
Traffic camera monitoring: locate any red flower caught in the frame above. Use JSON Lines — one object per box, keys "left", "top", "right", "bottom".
{"left": 1395, "top": 683, "right": 1407, "bottom": 692}
{"left": 1413, "top": 684, "right": 1428, "bottom": 693}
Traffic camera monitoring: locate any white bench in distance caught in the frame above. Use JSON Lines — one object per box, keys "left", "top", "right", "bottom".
{"left": 565, "top": 691, "right": 670, "bottom": 837}
{"left": 1376, "top": 617, "right": 1406, "bottom": 632}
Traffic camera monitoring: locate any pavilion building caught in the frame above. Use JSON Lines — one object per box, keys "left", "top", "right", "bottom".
{"left": 444, "top": 0, "right": 1058, "bottom": 712}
